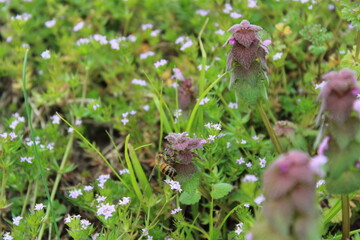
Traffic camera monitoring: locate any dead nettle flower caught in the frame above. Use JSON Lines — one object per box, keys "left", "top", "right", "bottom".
{"left": 224, "top": 20, "right": 268, "bottom": 84}
{"left": 318, "top": 68, "right": 359, "bottom": 124}
{"left": 251, "top": 150, "right": 320, "bottom": 240}
{"left": 273, "top": 120, "right": 296, "bottom": 137}
{"left": 172, "top": 68, "right": 197, "bottom": 109}
{"left": 164, "top": 132, "right": 206, "bottom": 164}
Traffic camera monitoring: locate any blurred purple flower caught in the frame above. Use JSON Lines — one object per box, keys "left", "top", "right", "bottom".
{"left": 318, "top": 68, "right": 359, "bottom": 124}
{"left": 164, "top": 132, "right": 205, "bottom": 165}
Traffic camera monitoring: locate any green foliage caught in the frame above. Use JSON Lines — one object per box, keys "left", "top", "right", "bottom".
{"left": 211, "top": 183, "right": 233, "bottom": 200}
{"left": 0, "top": 0, "right": 359, "bottom": 239}
{"left": 340, "top": 1, "right": 360, "bottom": 30}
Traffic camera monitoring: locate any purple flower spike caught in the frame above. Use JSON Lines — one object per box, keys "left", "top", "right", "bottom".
{"left": 319, "top": 68, "right": 359, "bottom": 124}
{"left": 224, "top": 20, "right": 268, "bottom": 72}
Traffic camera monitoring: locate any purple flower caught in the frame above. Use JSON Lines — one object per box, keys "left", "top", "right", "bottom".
{"left": 224, "top": 20, "right": 267, "bottom": 71}
{"left": 318, "top": 69, "right": 359, "bottom": 124}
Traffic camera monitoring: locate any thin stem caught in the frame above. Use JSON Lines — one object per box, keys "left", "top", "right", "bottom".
{"left": 21, "top": 180, "right": 32, "bottom": 216}
{"left": 256, "top": 100, "right": 283, "bottom": 154}
{"left": 355, "top": 30, "right": 360, "bottom": 61}
{"left": 186, "top": 71, "right": 228, "bottom": 132}
{"left": 341, "top": 194, "right": 350, "bottom": 240}
{"left": 209, "top": 185, "right": 214, "bottom": 238}
{"left": 38, "top": 133, "right": 74, "bottom": 238}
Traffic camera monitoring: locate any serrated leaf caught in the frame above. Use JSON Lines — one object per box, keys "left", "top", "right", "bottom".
{"left": 328, "top": 117, "right": 360, "bottom": 150}
{"left": 179, "top": 190, "right": 201, "bottom": 205}
{"left": 211, "top": 183, "right": 233, "bottom": 199}
{"left": 326, "top": 169, "right": 360, "bottom": 194}
{"left": 326, "top": 140, "right": 360, "bottom": 179}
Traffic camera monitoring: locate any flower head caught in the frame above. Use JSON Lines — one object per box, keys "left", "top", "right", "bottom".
{"left": 97, "top": 203, "right": 116, "bottom": 220}
{"left": 318, "top": 68, "right": 359, "bottom": 124}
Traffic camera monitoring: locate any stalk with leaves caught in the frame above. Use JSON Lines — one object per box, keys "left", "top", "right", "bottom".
{"left": 224, "top": 20, "right": 282, "bottom": 154}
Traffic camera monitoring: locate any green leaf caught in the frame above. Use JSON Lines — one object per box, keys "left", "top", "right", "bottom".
{"left": 211, "top": 183, "right": 233, "bottom": 199}
{"left": 326, "top": 169, "right": 360, "bottom": 194}
{"left": 179, "top": 190, "right": 201, "bottom": 205}
{"left": 328, "top": 117, "right": 360, "bottom": 150}
{"left": 326, "top": 140, "right": 360, "bottom": 179}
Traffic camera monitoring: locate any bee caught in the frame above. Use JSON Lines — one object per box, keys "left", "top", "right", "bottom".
{"left": 155, "top": 151, "right": 177, "bottom": 179}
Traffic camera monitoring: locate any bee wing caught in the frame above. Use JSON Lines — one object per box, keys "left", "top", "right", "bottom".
{"left": 148, "top": 165, "right": 157, "bottom": 182}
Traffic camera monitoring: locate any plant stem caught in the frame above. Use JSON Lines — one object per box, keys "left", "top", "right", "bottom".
{"left": 341, "top": 194, "right": 350, "bottom": 240}
{"left": 21, "top": 180, "right": 32, "bottom": 216}
{"left": 38, "top": 133, "right": 74, "bottom": 240}
{"left": 355, "top": 30, "right": 360, "bottom": 61}
{"left": 256, "top": 100, "right": 283, "bottom": 154}
{"left": 209, "top": 185, "right": 214, "bottom": 238}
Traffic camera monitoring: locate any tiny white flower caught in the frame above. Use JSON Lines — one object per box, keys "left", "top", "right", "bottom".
{"left": 3, "top": 232, "right": 13, "bottom": 240}
{"left": 199, "top": 97, "right": 210, "bottom": 105}
{"left": 234, "top": 222, "right": 244, "bottom": 235}
{"left": 92, "top": 104, "right": 100, "bottom": 110}
{"left": 197, "top": 64, "right": 210, "bottom": 71}
{"left": 254, "top": 194, "right": 265, "bottom": 205}
{"left": 208, "top": 135, "right": 216, "bottom": 141}
{"left": 212, "top": 123, "right": 221, "bottom": 131}
{"left": 69, "top": 189, "right": 83, "bottom": 199}
{"left": 236, "top": 157, "right": 245, "bottom": 165}
{"left": 75, "top": 120, "right": 82, "bottom": 126}
{"left": 150, "top": 29, "right": 161, "bottom": 37}
{"left": 96, "top": 195, "right": 107, "bottom": 203}
{"left": 121, "top": 118, "right": 129, "bottom": 125}
{"left": 127, "top": 35, "right": 137, "bottom": 42}
{"left": 68, "top": 127, "right": 74, "bottom": 133}
{"left": 76, "top": 38, "right": 90, "bottom": 46}
{"left": 252, "top": 135, "right": 259, "bottom": 141}
{"left": 45, "top": 19, "right": 56, "bottom": 28}
{"left": 143, "top": 105, "right": 150, "bottom": 111}
{"left": 228, "top": 102, "right": 238, "bottom": 109}
{"left": 20, "top": 156, "right": 34, "bottom": 164}
{"left": 246, "top": 162, "right": 252, "bottom": 168}
{"left": 12, "top": 216, "right": 23, "bottom": 226}
{"left": 34, "top": 203, "right": 45, "bottom": 211}
{"left": 84, "top": 185, "right": 94, "bottom": 192}
{"left": 41, "top": 50, "right": 51, "bottom": 59}
{"left": 119, "top": 169, "right": 130, "bottom": 175}
{"left": 223, "top": 3, "right": 233, "bottom": 13}
{"left": 259, "top": 157, "right": 266, "bottom": 168}
{"left": 226, "top": 142, "right": 231, "bottom": 148}
{"left": 248, "top": 0, "right": 257, "bottom": 8}
{"left": 241, "top": 139, "right": 247, "bottom": 144}
{"left": 80, "top": 219, "right": 91, "bottom": 230}
{"left": 230, "top": 11, "right": 242, "bottom": 19}
{"left": 132, "top": 79, "right": 147, "bottom": 86}
{"left": 195, "top": 9, "right": 210, "bottom": 16}
{"left": 109, "top": 39, "right": 120, "bottom": 50}
{"left": 73, "top": 21, "right": 85, "bottom": 32}
{"left": 141, "top": 23, "right": 153, "bottom": 31}
{"left": 119, "top": 197, "right": 131, "bottom": 205}
{"left": 315, "top": 81, "right": 326, "bottom": 90}
{"left": 243, "top": 174, "right": 258, "bottom": 182}
{"left": 154, "top": 59, "right": 168, "bottom": 68}
{"left": 164, "top": 179, "right": 182, "bottom": 192}
{"left": 316, "top": 179, "right": 326, "bottom": 188}
{"left": 97, "top": 203, "right": 116, "bottom": 220}
{"left": 9, "top": 132, "right": 17, "bottom": 141}
{"left": 64, "top": 215, "right": 73, "bottom": 223}
{"left": 273, "top": 52, "right": 283, "bottom": 61}
{"left": 6, "top": 36, "right": 13, "bottom": 42}
{"left": 214, "top": 29, "right": 225, "bottom": 35}
{"left": 171, "top": 207, "right": 182, "bottom": 215}
{"left": 140, "top": 51, "right": 155, "bottom": 60}
{"left": 130, "top": 110, "right": 137, "bottom": 115}
{"left": 50, "top": 114, "right": 60, "bottom": 124}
